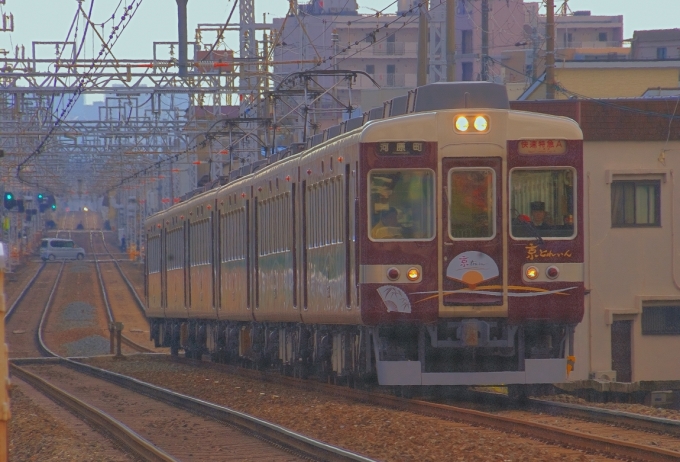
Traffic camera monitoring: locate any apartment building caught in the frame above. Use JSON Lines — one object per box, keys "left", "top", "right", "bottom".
{"left": 272, "top": 0, "right": 532, "bottom": 124}
{"left": 631, "top": 29, "right": 680, "bottom": 60}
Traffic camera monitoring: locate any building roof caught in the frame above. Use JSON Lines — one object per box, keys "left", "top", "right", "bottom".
{"left": 633, "top": 29, "right": 680, "bottom": 42}
{"left": 557, "top": 59, "right": 680, "bottom": 69}
{"left": 552, "top": 14, "right": 623, "bottom": 26}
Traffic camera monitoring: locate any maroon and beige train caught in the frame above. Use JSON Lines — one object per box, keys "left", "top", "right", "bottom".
{"left": 145, "top": 82, "right": 585, "bottom": 387}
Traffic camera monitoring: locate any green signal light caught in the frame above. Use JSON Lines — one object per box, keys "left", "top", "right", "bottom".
{"left": 5, "top": 193, "right": 12, "bottom": 200}
{"left": 38, "top": 193, "right": 44, "bottom": 200}
{"left": 51, "top": 204, "right": 56, "bottom": 210}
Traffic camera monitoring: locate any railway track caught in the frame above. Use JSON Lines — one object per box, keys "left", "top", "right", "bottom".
{"left": 12, "top": 360, "right": 359, "bottom": 461}
{"left": 5, "top": 262, "right": 62, "bottom": 358}
{"left": 9, "top": 228, "right": 373, "bottom": 461}
{"left": 89, "top": 231, "right": 153, "bottom": 353}
{"left": 148, "top": 356, "right": 680, "bottom": 462}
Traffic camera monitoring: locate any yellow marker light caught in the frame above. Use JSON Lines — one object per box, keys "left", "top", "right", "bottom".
{"left": 407, "top": 267, "right": 420, "bottom": 281}
{"left": 455, "top": 116, "right": 470, "bottom": 132}
{"left": 525, "top": 266, "right": 539, "bottom": 280}
{"left": 473, "top": 116, "right": 489, "bottom": 132}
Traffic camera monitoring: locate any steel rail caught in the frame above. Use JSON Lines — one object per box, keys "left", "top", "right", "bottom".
{"left": 58, "top": 359, "right": 376, "bottom": 462}
{"left": 177, "top": 359, "right": 680, "bottom": 462}
{"left": 91, "top": 232, "right": 152, "bottom": 353}
{"left": 528, "top": 397, "right": 680, "bottom": 438}
{"left": 464, "top": 387, "right": 680, "bottom": 439}
{"left": 9, "top": 364, "right": 177, "bottom": 462}
{"left": 10, "top": 259, "right": 176, "bottom": 460}
{"left": 35, "top": 262, "right": 65, "bottom": 358}
{"left": 97, "top": 231, "right": 147, "bottom": 317}
{"left": 4, "top": 262, "right": 45, "bottom": 320}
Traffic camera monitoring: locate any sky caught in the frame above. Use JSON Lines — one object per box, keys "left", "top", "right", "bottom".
{"left": 0, "top": 0, "right": 677, "bottom": 77}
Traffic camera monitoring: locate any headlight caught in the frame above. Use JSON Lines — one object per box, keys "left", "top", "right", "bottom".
{"left": 525, "top": 266, "right": 539, "bottom": 280}
{"left": 455, "top": 115, "right": 489, "bottom": 133}
{"left": 473, "top": 116, "right": 489, "bottom": 132}
{"left": 455, "top": 116, "right": 470, "bottom": 132}
{"left": 406, "top": 267, "right": 420, "bottom": 281}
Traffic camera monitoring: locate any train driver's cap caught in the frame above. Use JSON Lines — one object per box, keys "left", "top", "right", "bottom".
{"left": 530, "top": 201, "right": 545, "bottom": 211}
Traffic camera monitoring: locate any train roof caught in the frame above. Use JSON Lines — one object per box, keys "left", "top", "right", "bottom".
{"left": 146, "top": 82, "right": 579, "bottom": 222}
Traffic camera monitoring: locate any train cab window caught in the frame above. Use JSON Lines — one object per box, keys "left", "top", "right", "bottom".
{"left": 449, "top": 168, "right": 495, "bottom": 239}
{"left": 510, "top": 168, "right": 576, "bottom": 239}
{"left": 369, "top": 169, "right": 435, "bottom": 240}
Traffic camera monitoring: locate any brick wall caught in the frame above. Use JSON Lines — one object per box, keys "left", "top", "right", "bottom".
{"left": 511, "top": 99, "right": 680, "bottom": 141}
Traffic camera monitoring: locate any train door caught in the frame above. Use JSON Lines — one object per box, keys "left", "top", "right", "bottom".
{"left": 441, "top": 157, "right": 504, "bottom": 313}
{"left": 184, "top": 220, "right": 191, "bottom": 311}
{"left": 161, "top": 228, "right": 167, "bottom": 316}
{"left": 214, "top": 208, "right": 221, "bottom": 314}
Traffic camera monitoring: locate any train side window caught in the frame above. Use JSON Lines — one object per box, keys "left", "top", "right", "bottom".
{"left": 368, "top": 169, "right": 435, "bottom": 241}
{"left": 323, "top": 183, "right": 329, "bottom": 246}
{"left": 449, "top": 168, "right": 495, "bottom": 239}
{"left": 510, "top": 168, "right": 576, "bottom": 239}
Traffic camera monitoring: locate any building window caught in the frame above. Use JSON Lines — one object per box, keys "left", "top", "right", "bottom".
{"left": 598, "top": 32, "right": 607, "bottom": 42}
{"left": 386, "top": 64, "right": 395, "bottom": 86}
{"left": 461, "top": 30, "right": 473, "bottom": 54}
{"left": 642, "top": 304, "right": 680, "bottom": 335}
{"left": 657, "top": 47, "right": 667, "bottom": 59}
{"left": 366, "top": 64, "right": 375, "bottom": 75}
{"left": 462, "top": 62, "right": 473, "bottom": 81}
{"left": 611, "top": 180, "right": 660, "bottom": 227}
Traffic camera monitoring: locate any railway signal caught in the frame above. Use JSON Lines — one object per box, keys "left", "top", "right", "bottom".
{"left": 38, "top": 194, "right": 51, "bottom": 213}
{"left": 3, "top": 193, "right": 15, "bottom": 210}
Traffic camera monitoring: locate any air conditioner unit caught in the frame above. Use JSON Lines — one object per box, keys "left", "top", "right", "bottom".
{"left": 592, "top": 370, "right": 617, "bottom": 382}
{"left": 650, "top": 391, "right": 673, "bottom": 407}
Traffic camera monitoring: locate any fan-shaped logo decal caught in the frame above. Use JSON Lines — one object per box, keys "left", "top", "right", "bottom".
{"left": 377, "top": 285, "right": 412, "bottom": 313}
{"left": 447, "top": 251, "right": 499, "bottom": 289}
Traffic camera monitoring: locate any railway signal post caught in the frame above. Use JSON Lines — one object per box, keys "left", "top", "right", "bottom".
{"left": 0, "top": 242, "right": 10, "bottom": 462}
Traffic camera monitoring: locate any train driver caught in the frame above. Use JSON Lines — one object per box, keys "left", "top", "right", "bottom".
{"left": 530, "top": 201, "right": 552, "bottom": 229}
{"left": 371, "top": 208, "right": 404, "bottom": 239}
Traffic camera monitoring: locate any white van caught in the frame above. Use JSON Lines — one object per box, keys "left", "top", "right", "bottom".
{"left": 40, "top": 238, "right": 86, "bottom": 261}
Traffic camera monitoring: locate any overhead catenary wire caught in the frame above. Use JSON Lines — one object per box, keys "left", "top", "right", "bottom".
{"left": 16, "top": 0, "right": 145, "bottom": 175}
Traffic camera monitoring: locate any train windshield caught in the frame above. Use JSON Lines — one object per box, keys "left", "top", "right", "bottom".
{"left": 449, "top": 168, "right": 496, "bottom": 239}
{"left": 510, "top": 168, "right": 576, "bottom": 239}
{"left": 369, "top": 169, "right": 435, "bottom": 240}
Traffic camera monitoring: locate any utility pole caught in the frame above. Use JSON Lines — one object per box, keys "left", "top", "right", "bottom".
{"left": 481, "top": 0, "right": 489, "bottom": 81}
{"left": 445, "top": 0, "right": 455, "bottom": 81}
{"left": 176, "top": 0, "right": 189, "bottom": 77}
{"left": 546, "top": 0, "right": 556, "bottom": 99}
{"left": 417, "top": 0, "right": 429, "bottom": 86}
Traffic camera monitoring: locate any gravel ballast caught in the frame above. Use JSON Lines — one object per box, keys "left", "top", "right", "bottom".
{"left": 84, "top": 355, "right": 618, "bottom": 462}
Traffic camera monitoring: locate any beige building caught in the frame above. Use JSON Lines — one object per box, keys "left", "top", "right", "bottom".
{"left": 518, "top": 60, "right": 680, "bottom": 100}
{"left": 631, "top": 29, "right": 680, "bottom": 60}
{"left": 503, "top": 8, "right": 628, "bottom": 98}
{"left": 272, "top": 0, "right": 530, "bottom": 123}
{"left": 513, "top": 99, "right": 680, "bottom": 384}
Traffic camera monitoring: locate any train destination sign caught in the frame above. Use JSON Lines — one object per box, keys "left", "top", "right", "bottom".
{"left": 376, "top": 141, "right": 425, "bottom": 156}
{"left": 518, "top": 139, "right": 567, "bottom": 155}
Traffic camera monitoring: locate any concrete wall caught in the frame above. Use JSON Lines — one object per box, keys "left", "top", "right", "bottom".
{"left": 578, "top": 140, "right": 680, "bottom": 382}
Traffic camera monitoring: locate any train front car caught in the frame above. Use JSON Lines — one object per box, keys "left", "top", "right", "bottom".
{"left": 360, "top": 83, "right": 584, "bottom": 387}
